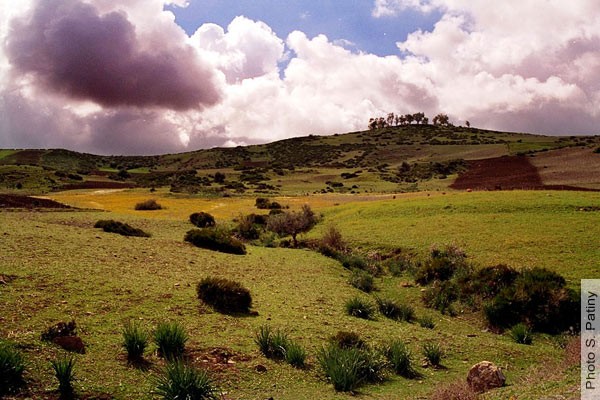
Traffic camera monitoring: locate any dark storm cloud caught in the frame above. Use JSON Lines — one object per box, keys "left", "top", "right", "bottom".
{"left": 5, "top": 0, "right": 221, "bottom": 110}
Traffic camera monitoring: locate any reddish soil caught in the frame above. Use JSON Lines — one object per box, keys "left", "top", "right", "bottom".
{"left": 451, "top": 155, "right": 600, "bottom": 191}
{"left": 0, "top": 194, "right": 72, "bottom": 209}
{"left": 59, "top": 181, "right": 135, "bottom": 190}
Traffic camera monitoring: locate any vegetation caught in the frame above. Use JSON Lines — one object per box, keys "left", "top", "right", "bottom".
{"left": 254, "top": 325, "right": 306, "bottom": 368}
{"left": 0, "top": 341, "right": 26, "bottom": 395}
{"left": 376, "top": 297, "right": 415, "bottom": 322}
{"left": 51, "top": 355, "right": 76, "bottom": 398}
{"left": 184, "top": 228, "right": 246, "bottom": 255}
{"left": 122, "top": 321, "right": 149, "bottom": 360}
{"left": 189, "top": 212, "right": 216, "bottom": 228}
{"left": 383, "top": 340, "right": 416, "bottom": 378}
{"left": 345, "top": 296, "right": 376, "bottom": 320}
{"left": 153, "top": 322, "right": 188, "bottom": 361}
{"left": 267, "top": 204, "right": 318, "bottom": 247}
{"left": 317, "top": 344, "right": 386, "bottom": 392}
{"left": 422, "top": 342, "right": 443, "bottom": 367}
{"left": 196, "top": 277, "right": 252, "bottom": 314}
{"left": 134, "top": 199, "right": 163, "bottom": 210}
{"left": 94, "top": 219, "right": 151, "bottom": 237}
{"left": 348, "top": 269, "right": 375, "bottom": 292}
{"left": 509, "top": 323, "right": 533, "bottom": 345}
{"left": 154, "top": 361, "right": 219, "bottom": 400}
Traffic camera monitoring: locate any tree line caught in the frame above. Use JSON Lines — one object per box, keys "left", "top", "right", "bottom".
{"left": 368, "top": 112, "right": 461, "bottom": 130}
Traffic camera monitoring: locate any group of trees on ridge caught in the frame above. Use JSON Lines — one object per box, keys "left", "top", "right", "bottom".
{"left": 368, "top": 112, "right": 469, "bottom": 130}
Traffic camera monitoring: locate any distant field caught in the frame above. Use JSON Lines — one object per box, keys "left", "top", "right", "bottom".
{"left": 0, "top": 189, "right": 591, "bottom": 399}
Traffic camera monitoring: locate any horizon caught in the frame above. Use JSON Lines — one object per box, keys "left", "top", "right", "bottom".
{"left": 1, "top": 1, "right": 599, "bottom": 155}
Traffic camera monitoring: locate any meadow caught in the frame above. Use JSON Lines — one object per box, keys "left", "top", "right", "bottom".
{"left": 1, "top": 188, "right": 595, "bottom": 399}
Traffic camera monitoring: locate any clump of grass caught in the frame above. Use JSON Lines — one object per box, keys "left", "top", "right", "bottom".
{"left": 422, "top": 342, "right": 443, "bottom": 367}
{"left": 345, "top": 296, "right": 376, "bottom": 320}
{"left": 375, "top": 297, "right": 414, "bottom": 322}
{"left": 419, "top": 316, "right": 436, "bottom": 329}
{"left": 94, "top": 220, "right": 150, "bottom": 238}
{"left": 51, "top": 355, "right": 75, "bottom": 398}
{"left": 330, "top": 331, "right": 366, "bottom": 350}
{"left": 184, "top": 228, "right": 246, "bottom": 255}
{"left": 509, "top": 323, "right": 533, "bottom": 345}
{"left": 0, "top": 341, "right": 26, "bottom": 395}
{"left": 135, "top": 199, "right": 163, "bottom": 210}
{"left": 284, "top": 341, "right": 307, "bottom": 368}
{"left": 154, "top": 322, "right": 188, "bottom": 360}
{"left": 349, "top": 269, "right": 375, "bottom": 293}
{"left": 421, "top": 281, "right": 457, "bottom": 315}
{"left": 383, "top": 340, "right": 416, "bottom": 378}
{"left": 317, "top": 344, "right": 386, "bottom": 392}
{"left": 197, "top": 277, "right": 252, "bottom": 314}
{"left": 154, "top": 361, "right": 219, "bottom": 400}
{"left": 122, "top": 321, "right": 149, "bottom": 360}
{"left": 254, "top": 325, "right": 306, "bottom": 368}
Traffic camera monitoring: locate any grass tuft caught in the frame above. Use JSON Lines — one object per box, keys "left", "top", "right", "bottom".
{"left": 122, "top": 321, "right": 149, "bottom": 360}
{"left": 51, "top": 355, "right": 75, "bottom": 398}
{"left": 510, "top": 323, "right": 533, "bottom": 345}
{"left": 383, "top": 340, "right": 416, "bottom": 378}
{"left": 345, "top": 296, "right": 376, "bottom": 320}
{"left": 154, "top": 322, "right": 188, "bottom": 361}
{"left": 154, "top": 361, "right": 219, "bottom": 400}
{"left": 0, "top": 341, "right": 26, "bottom": 395}
{"left": 422, "top": 342, "right": 443, "bottom": 367}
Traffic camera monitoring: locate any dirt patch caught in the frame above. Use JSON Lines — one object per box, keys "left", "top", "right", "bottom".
{"left": 187, "top": 347, "right": 252, "bottom": 375}
{"left": 59, "top": 181, "right": 135, "bottom": 190}
{"left": 451, "top": 155, "right": 600, "bottom": 191}
{"left": 0, "top": 194, "right": 72, "bottom": 209}
{"left": 530, "top": 147, "right": 600, "bottom": 189}
{"left": 0, "top": 274, "right": 17, "bottom": 284}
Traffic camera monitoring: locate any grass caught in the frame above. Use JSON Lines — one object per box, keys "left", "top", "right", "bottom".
{"left": 122, "top": 321, "right": 149, "bottom": 360}
{"left": 51, "top": 355, "right": 76, "bottom": 397}
{"left": 0, "top": 341, "right": 26, "bottom": 395}
{"left": 422, "top": 342, "right": 443, "bottom": 367}
{"left": 0, "top": 190, "right": 595, "bottom": 399}
{"left": 153, "top": 322, "right": 188, "bottom": 361}
{"left": 383, "top": 340, "right": 416, "bottom": 378}
{"left": 154, "top": 361, "right": 219, "bottom": 400}
{"left": 509, "top": 323, "right": 533, "bottom": 345}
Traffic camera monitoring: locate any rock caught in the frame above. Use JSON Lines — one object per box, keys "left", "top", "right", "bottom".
{"left": 255, "top": 364, "right": 267, "bottom": 373}
{"left": 53, "top": 335, "right": 86, "bottom": 354}
{"left": 467, "top": 361, "right": 505, "bottom": 393}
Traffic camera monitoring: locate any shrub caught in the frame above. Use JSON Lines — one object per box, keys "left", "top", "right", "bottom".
{"left": 386, "top": 255, "right": 415, "bottom": 276}
{"left": 376, "top": 297, "right": 415, "bottom": 322}
{"left": 457, "top": 264, "right": 518, "bottom": 305}
{"left": 122, "top": 321, "right": 149, "bottom": 360}
{"left": 189, "top": 212, "right": 216, "bottom": 228}
{"left": 349, "top": 269, "right": 375, "bottom": 293}
{"left": 383, "top": 340, "right": 416, "bottom": 378}
{"left": 345, "top": 297, "right": 376, "bottom": 320}
{"left": 266, "top": 204, "right": 318, "bottom": 247}
{"left": 284, "top": 340, "right": 307, "bottom": 368}
{"left": 422, "top": 281, "right": 458, "bottom": 315}
{"left": 509, "top": 323, "right": 533, "bottom": 345}
{"left": 415, "top": 244, "right": 467, "bottom": 285}
{"left": 197, "top": 277, "right": 252, "bottom": 314}
{"left": 330, "top": 331, "right": 366, "bottom": 350}
{"left": 94, "top": 220, "right": 150, "bottom": 238}
{"left": 419, "top": 316, "right": 436, "bottom": 329}
{"left": 154, "top": 361, "right": 218, "bottom": 400}
{"left": 154, "top": 322, "right": 188, "bottom": 360}
{"left": 41, "top": 320, "right": 77, "bottom": 342}
{"left": 135, "top": 199, "right": 163, "bottom": 210}
{"left": 255, "top": 198, "right": 271, "bottom": 209}
{"left": 317, "top": 344, "right": 386, "bottom": 392}
{"left": 0, "top": 341, "right": 25, "bottom": 395}
{"left": 51, "top": 355, "right": 76, "bottom": 398}
{"left": 184, "top": 228, "right": 246, "bottom": 255}
{"left": 234, "top": 214, "right": 266, "bottom": 241}
{"left": 321, "top": 225, "right": 346, "bottom": 252}
{"left": 340, "top": 254, "right": 368, "bottom": 270}
{"left": 422, "top": 342, "right": 443, "bottom": 367}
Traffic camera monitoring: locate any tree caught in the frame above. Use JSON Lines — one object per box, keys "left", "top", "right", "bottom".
{"left": 405, "top": 114, "right": 414, "bottom": 124}
{"left": 368, "top": 118, "right": 377, "bottom": 130}
{"left": 413, "top": 112, "right": 425, "bottom": 125}
{"left": 432, "top": 113, "right": 450, "bottom": 126}
{"left": 267, "top": 205, "right": 318, "bottom": 247}
{"left": 465, "top": 121, "right": 471, "bottom": 128}
{"left": 386, "top": 113, "right": 395, "bottom": 127}
{"left": 214, "top": 171, "right": 226, "bottom": 184}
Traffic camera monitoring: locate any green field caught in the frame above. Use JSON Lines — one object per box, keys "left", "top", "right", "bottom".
{"left": 0, "top": 189, "right": 592, "bottom": 399}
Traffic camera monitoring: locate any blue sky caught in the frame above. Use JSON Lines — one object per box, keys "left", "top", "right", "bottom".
{"left": 167, "top": 1, "right": 440, "bottom": 56}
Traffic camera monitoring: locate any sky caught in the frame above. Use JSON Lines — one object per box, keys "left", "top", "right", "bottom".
{"left": 0, "top": 0, "right": 599, "bottom": 155}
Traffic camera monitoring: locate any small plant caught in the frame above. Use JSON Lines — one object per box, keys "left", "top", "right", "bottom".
{"left": 154, "top": 361, "right": 219, "bottom": 400}
{"left": 197, "top": 277, "right": 252, "bottom": 314}
{"left": 419, "top": 316, "right": 436, "bottom": 329}
{"left": 340, "top": 254, "right": 368, "bottom": 270}
{"left": 184, "top": 228, "right": 246, "bottom": 255}
{"left": 94, "top": 220, "right": 150, "bottom": 237}
{"left": 345, "top": 296, "right": 376, "bottom": 320}
{"left": 189, "top": 212, "right": 216, "bottom": 228}
{"left": 321, "top": 225, "right": 346, "bottom": 252}
{"left": 135, "top": 199, "right": 163, "bottom": 210}
{"left": 51, "top": 355, "right": 76, "bottom": 398}
{"left": 284, "top": 340, "right": 307, "bottom": 368}
{"left": 421, "top": 281, "right": 457, "bottom": 315}
{"left": 0, "top": 341, "right": 26, "bottom": 395}
{"left": 317, "top": 344, "right": 386, "bottom": 392}
{"left": 122, "top": 321, "right": 149, "bottom": 360}
{"left": 422, "top": 342, "right": 443, "bottom": 367}
{"left": 154, "top": 322, "right": 188, "bottom": 360}
{"left": 254, "top": 325, "right": 288, "bottom": 360}
{"left": 349, "top": 269, "right": 375, "bottom": 293}
{"left": 383, "top": 340, "right": 416, "bottom": 378}
{"left": 330, "top": 331, "right": 365, "bottom": 349}
{"left": 376, "top": 297, "right": 415, "bottom": 322}
{"left": 509, "top": 323, "right": 533, "bottom": 345}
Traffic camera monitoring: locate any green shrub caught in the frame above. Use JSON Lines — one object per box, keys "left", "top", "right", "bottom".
{"left": 383, "top": 340, "right": 416, "bottom": 378}
{"left": 0, "top": 341, "right": 26, "bottom": 395}
{"left": 422, "top": 342, "right": 443, "bottom": 367}
{"left": 197, "top": 277, "right": 252, "bottom": 314}
{"left": 234, "top": 214, "right": 266, "bottom": 241}
{"left": 321, "top": 225, "right": 346, "bottom": 252}
{"left": 422, "top": 281, "right": 457, "bottom": 315}
{"left": 330, "top": 331, "right": 366, "bottom": 350}
{"left": 317, "top": 344, "right": 386, "bottom": 392}
{"left": 94, "top": 220, "right": 150, "bottom": 237}
{"left": 122, "top": 321, "right": 149, "bottom": 360}
{"left": 457, "top": 264, "right": 518, "bottom": 305}
{"left": 418, "top": 316, "right": 435, "bottom": 329}
{"left": 349, "top": 269, "right": 375, "bottom": 293}
{"left": 154, "top": 322, "right": 188, "bottom": 360}
{"left": 415, "top": 244, "right": 467, "bottom": 285}
{"left": 386, "top": 255, "right": 416, "bottom": 276}
{"left": 340, "top": 254, "right": 368, "bottom": 270}
{"left": 135, "top": 199, "right": 163, "bottom": 210}
{"left": 184, "top": 228, "right": 246, "bottom": 255}
{"left": 510, "top": 323, "right": 533, "bottom": 345}
{"left": 345, "top": 297, "right": 376, "bottom": 320}
{"left": 189, "top": 212, "right": 216, "bottom": 228}
{"left": 154, "top": 361, "right": 218, "bottom": 400}
{"left": 375, "top": 297, "right": 415, "bottom": 322}
{"left": 51, "top": 355, "right": 75, "bottom": 397}
{"left": 284, "top": 340, "right": 307, "bottom": 368}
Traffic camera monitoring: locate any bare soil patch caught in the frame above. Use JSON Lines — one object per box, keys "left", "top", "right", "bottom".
{"left": 530, "top": 147, "right": 600, "bottom": 189}
{"left": 0, "top": 194, "right": 72, "bottom": 209}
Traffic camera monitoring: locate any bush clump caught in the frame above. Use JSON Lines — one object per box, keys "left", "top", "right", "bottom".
{"left": 0, "top": 341, "right": 26, "bottom": 395}
{"left": 153, "top": 322, "right": 188, "bottom": 361}
{"left": 419, "top": 316, "right": 436, "bottom": 329}
{"left": 345, "top": 297, "right": 376, "bottom": 320}
{"left": 320, "top": 225, "right": 347, "bottom": 253}
{"left": 330, "top": 331, "right": 366, "bottom": 350}
{"left": 189, "top": 212, "right": 216, "bottom": 228}
{"left": 421, "top": 281, "right": 458, "bottom": 315}
{"left": 376, "top": 297, "right": 415, "bottom": 322}
{"left": 197, "top": 277, "right": 252, "bottom": 314}
{"left": 382, "top": 340, "right": 416, "bottom": 378}
{"left": 184, "top": 228, "right": 246, "bottom": 255}
{"left": 415, "top": 244, "right": 467, "bottom": 285}
{"left": 94, "top": 220, "right": 150, "bottom": 238}
{"left": 122, "top": 321, "right": 149, "bottom": 360}
{"left": 349, "top": 269, "right": 376, "bottom": 293}
{"left": 154, "top": 361, "right": 219, "bottom": 400}
{"left": 317, "top": 344, "right": 386, "bottom": 392}
{"left": 135, "top": 199, "right": 163, "bottom": 210}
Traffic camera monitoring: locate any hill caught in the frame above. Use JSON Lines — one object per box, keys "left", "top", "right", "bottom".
{"left": 1, "top": 125, "right": 599, "bottom": 194}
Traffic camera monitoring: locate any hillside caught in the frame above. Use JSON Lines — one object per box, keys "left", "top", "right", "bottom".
{"left": 1, "top": 125, "right": 599, "bottom": 195}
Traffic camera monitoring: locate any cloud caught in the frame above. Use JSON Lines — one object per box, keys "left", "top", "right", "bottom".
{"left": 6, "top": 0, "right": 221, "bottom": 110}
